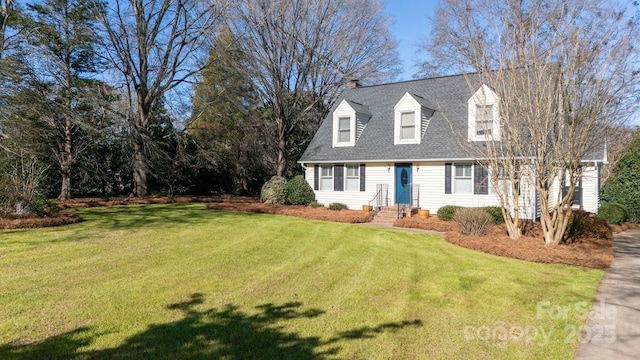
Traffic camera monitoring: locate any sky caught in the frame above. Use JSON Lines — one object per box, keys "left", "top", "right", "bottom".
{"left": 384, "top": 0, "right": 439, "bottom": 81}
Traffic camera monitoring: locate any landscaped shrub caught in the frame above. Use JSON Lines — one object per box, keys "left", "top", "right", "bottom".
{"left": 601, "top": 131, "right": 640, "bottom": 223}
{"left": 483, "top": 206, "right": 505, "bottom": 224}
{"left": 597, "top": 202, "right": 628, "bottom": 225}
{"left": 437, "top": 205, "right": 462, "bottom": 221}
{"left": 453, "top": 207, "right": 494, "bottom": 236}
{"left": 260, "top": 176, "right": 287, "bottom": 204}
{"left": 30, "top": 195, "right": 59, "bottom": 217}
{"left": 328, "top": 202, "right": 348, "bottom": 211}
{"left": 308, "top": 201, "right": 324, "bottom": 208}
{"left": 285, "top": 175, "right": 315, "bottom": 205}
{"left": 566, "top": 210, "right": 612, "bottom": 242}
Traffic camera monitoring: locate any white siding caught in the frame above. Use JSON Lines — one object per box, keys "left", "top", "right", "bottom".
{"left": 305, "top": 163, "right": 393, "bottom": 210}
{"left": 542, "top": 165, "right": 600, "bottom": 214}
{"left": 416, "top": 162, "right": 501, "bottom": 214}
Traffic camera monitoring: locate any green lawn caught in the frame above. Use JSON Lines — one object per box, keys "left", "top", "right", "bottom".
{"left": 0, "top": 204, "right": 602, "bottom": 359}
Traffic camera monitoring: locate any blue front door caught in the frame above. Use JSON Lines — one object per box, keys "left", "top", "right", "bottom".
{"left": 395, "top": 163, "right": 412, "bottom": 204}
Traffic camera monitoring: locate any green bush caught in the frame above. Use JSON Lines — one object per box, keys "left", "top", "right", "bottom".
{"left": 601, "top": 131, "right": 640, "bottom": 223}
{"left": 597, "top": 202, "right": 628, "bottom": 225}
{"left": 328, "top": 202, "right": 348, "bottom": 211}
{"left": 285, "top": 175, "right": 315, "bottom": 205}
{"left": 483, "top": 206, "right": 505, "bottom": 224}
{"left": 30, "top": 195, "right": 59, "bottom": 217}
{"left": 566, "top": 210, "right": 612, "bottom": 242}
{"left": 437, "top": 205, "right": 462, "bottom": 221}
{"left": 308, "top": 201, "right": 324, "bottom": 208}
{"left": 260, "top": 176, "right": 287, "bottom": 204}
{"left": 453, "top": 207, "right": 494, "bottom": 236}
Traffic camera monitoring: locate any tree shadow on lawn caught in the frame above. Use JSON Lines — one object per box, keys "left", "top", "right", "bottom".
{"left": 0, "top": 294, "right": 422, "bottom": 359}
{"left": 75, "top": 204, "right": 260, "bottom": 231}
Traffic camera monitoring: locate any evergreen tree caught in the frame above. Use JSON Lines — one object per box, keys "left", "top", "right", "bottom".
{"left": 20, "top": 0, "right": 105, "bottom": 199}
{"left": 602, "top": 129, "right": 640, "bottom": 223}
{"left": 190, "top": 28, "right": 272, "bottom": 194}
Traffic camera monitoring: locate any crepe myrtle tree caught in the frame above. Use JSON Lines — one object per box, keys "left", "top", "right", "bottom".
{"left": 424, "top": 0, "right": 640, "bottom": 243}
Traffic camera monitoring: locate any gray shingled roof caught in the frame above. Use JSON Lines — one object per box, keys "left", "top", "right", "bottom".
{"left": 299, "top": 73, "right": 607, "bottom": 163}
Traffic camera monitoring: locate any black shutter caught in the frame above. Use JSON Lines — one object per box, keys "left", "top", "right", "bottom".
{"left": 359, "top": 164, "right": 366, "bottom": 192}
{"left": 334, "top": 165, "right": 344, "bottom": 191}
{"left": 313, "top": 165, "right": 319, "bottom": 190}
{"left": 445, "top": 163, "right": 452, "bottom": 194}
{"left": 474, "top": 164, "right": 488, "bottom": 195}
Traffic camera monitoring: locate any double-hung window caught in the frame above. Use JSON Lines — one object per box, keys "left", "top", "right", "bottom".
{"left": 490, "top": 166, "right": 513, "bottom": 196}
{"left": 476, "top": 104, "right": 493, "bottom": 136}
{"left": 320, "top": 165, "right": 333, "bottom": 190}
{"left": 345, "top": 165, "right": 359, "bottom": 191}
{"left": 400, "top": 112, "right": 415, "bottom": 140}
{"left": 337, "top": 117, "right": 351, "bottom": 143}
{"left": 454, "top": 164, "right": 472, "bottom": 194}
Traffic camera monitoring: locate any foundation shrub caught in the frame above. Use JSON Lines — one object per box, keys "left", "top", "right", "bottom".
{"left": 437, "top": 205, "right": 462, "bottom": 221}
{"left": 483, "top": 206, "right": 505, "bottom": 224}
{"left": 328, "top": 202, "right": 348, "bottom": 211}
{"left": 566, "top": 210, "right": 612, "bottom": 242}
{"left": 285, "top": 175, "right": 315, "bottom": 205}
{"left": 453, "top": 207, "right": 494, "bottom": 236}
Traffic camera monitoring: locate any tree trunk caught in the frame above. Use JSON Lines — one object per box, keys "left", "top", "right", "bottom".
{"left": 276, "top": 117, "right": 287, "bottom": 177}
{"left": 59, "top": 164, "right": 71, "bottom": 200}
{"left": 133, "top": 136, "right": 148, "bottom": 197}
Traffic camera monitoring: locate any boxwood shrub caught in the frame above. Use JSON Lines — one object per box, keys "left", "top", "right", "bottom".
{"left": 483, "top": 206, "right": 505, "bottom": 224}
{"left": 328, "top": 202, "right": 348, "bottom": 211}
{"left": 437, "top": 205, "right": 462, "bottom": 221}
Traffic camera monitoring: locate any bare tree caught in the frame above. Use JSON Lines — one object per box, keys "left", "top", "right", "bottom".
{"left": 229, "top": 0, "right": 399, "bottom": 177}
{"left": 92, "top": 0, "right": 222, "bottom": 196}
{"left": 425, "top": 0, "right": 640, "bottom": 244}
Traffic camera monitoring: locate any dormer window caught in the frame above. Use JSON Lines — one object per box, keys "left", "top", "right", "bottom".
{"left": 394, "top": 92, "right": 434, "bottom": 145}
{"left": 400, "top": 112, "right": 416, "bottom": 140}
{"left": 338, "top": 117, "right": 351, "bottom": 143}
{"left": 332, "top": 99, "right": 371, "bottom": 147}
{"left": 468, "top": 84, "right": 500, "bottom": 141}
{"left": 475, "top": 104, "right": 493, "bottom": 136}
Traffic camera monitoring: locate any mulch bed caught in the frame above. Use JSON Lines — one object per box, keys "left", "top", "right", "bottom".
{"left": 205, "top": 200, "right": 372, "bottom": 223}
{"left": 396, "top": 215, "right": 615, "bottom": 269}
{"left": 0, "top": 210, "right": 82, "bottom": 230}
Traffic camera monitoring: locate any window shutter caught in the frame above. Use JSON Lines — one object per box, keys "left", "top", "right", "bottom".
{"left": 334, "top": 165, "right": 344, "bottom": 191}
{"left": 359, "top": 164, "right": 366, "bottom": 192}
{"left": 445, "top": 163, "right": 452, "bottom": 194}
{"left": 474, "top": 164, "right": 488, "bottom": 195}
{"left": 313, "top": 165, "right": 319, "bottom": 190}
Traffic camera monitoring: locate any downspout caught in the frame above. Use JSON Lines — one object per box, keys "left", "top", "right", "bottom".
{"left": 300, "top": 163, "right": 308, "bottom": 171}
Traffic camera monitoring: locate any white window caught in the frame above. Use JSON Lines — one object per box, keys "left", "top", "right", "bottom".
{"left": 490, "top": 167, "right": 513, "bottom": 196}
{"left": 345, "top": 165, "right": 359, "bottom": 191}
{"left": 394, "top": 92, "right": 426, "bottom": 145}
{"left": 400, "top": 112, "right": 415, "bottom": 140}
{"left": 337, "top": 117, "right": 351, "bottom": 143}
{"left": 320, "top": 165, "right": 333, "bottom": 190}
{"left": 454, "top": 164, "right": 473, "bottom": 194}
{"left": 476, "top": 105, "right": 493, "bottom": 136}
{"left": 468, "top": 84, "right": 500, "bottom": 141}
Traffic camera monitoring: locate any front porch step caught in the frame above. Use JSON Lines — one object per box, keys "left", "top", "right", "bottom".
{"left": 370, "top": 206, "right": 417, "bottom": 225}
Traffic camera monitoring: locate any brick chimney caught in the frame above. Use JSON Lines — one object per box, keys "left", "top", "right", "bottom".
{"left": 346, "top": 79, "right": 361, "bottom": 89}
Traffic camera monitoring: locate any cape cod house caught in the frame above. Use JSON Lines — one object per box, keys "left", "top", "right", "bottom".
{"left": 298, "top": 73, "right": 606, "bottom": 218}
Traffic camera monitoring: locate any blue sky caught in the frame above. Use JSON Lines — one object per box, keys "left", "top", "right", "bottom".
{"left": 384, "top": 1, "right": 439, "bottom": 80}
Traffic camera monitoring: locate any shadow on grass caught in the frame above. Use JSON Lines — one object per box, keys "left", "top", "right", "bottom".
{"left": 0, "top": 294, "right": 422, "bottom": 359}
{"left": 75, "top": 204, "right": 261, "bottom": 231}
